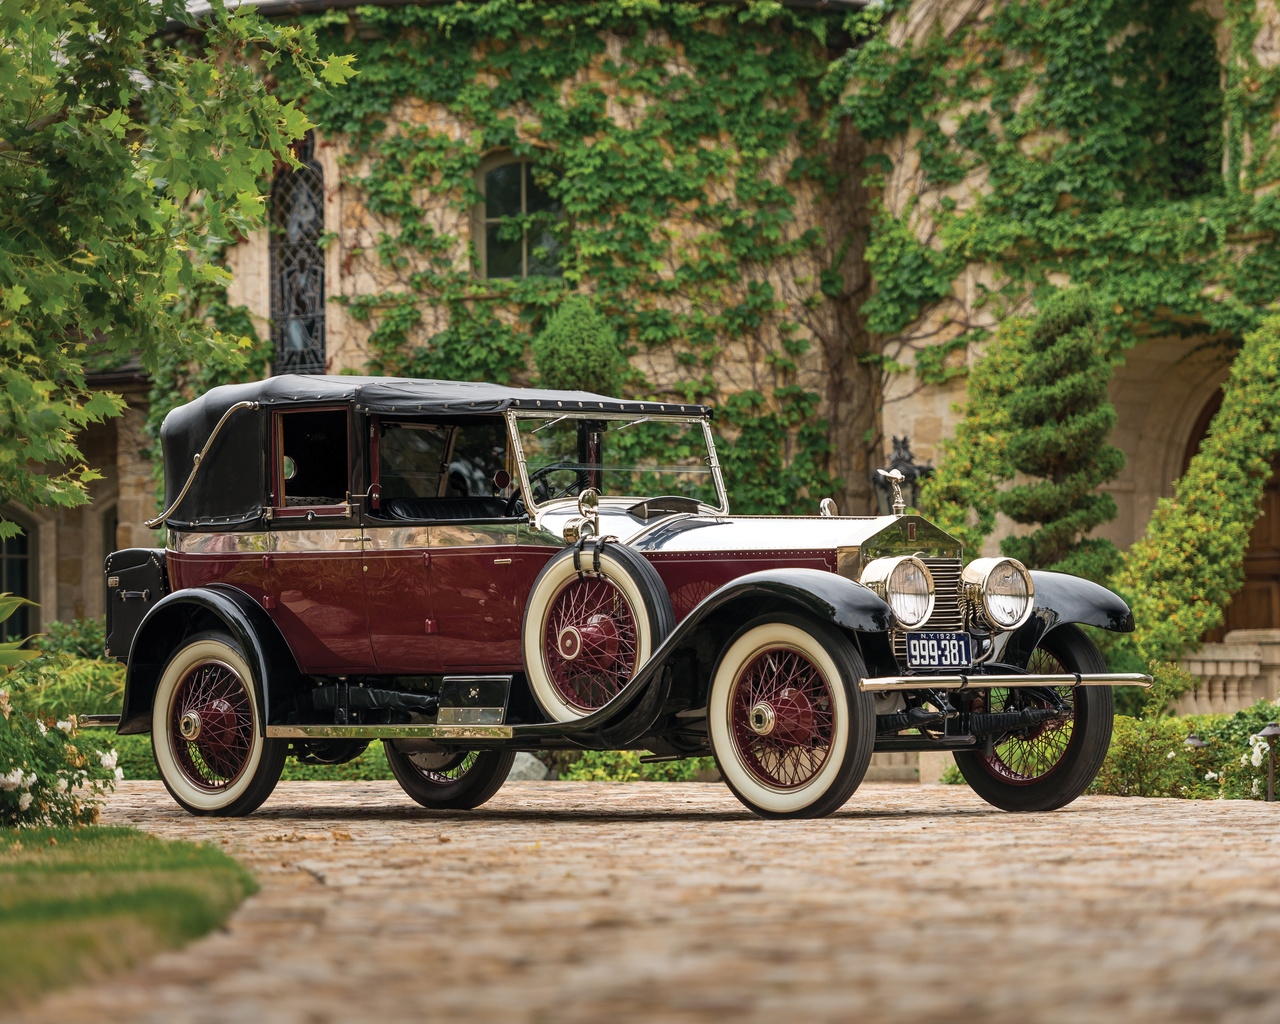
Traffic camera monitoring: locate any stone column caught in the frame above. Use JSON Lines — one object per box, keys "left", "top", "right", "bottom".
{"left": 1224, "top": 629, "right": 1280, "bottom": 705}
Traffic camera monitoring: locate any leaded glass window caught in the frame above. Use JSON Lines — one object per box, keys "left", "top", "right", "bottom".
{"left": 270, "top": 133, "right": 326, "bottom": 375}
{"left": 478, "top": 157, "right": 563, "bottom": 279}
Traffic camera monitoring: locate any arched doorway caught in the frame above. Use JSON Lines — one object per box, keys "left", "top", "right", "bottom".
{"left": 1185, "top": 389, "right": 1280, "bottom": 641}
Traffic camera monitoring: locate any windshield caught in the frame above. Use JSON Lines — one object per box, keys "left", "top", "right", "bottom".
{"left": 512, "top": 414, "right": 725, "bottom": 512}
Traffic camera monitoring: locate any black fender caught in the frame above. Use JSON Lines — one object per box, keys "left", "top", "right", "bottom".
{"left": 999, "top": 570, "right": 1135, "bottom": 669}
{"left": 509, "top": 568, "right": 890, "bottom": 748}
{"left": 118, "top": 585, "right": 305, "bottom": 736}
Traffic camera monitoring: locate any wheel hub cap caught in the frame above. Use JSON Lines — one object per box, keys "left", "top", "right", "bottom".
{"left": 557, "top": 625, "right": 583, "bottom": 660}
{"left": 179, "top": 711, "right": 202, "bottom": 740}
{"left": 772, "top": 686, "right": 816, "bottom": 745}
{"left": 748, "top": 702, "right": 776, "bottom": 736}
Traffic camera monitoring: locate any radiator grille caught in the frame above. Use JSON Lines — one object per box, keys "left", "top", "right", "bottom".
{"left": 894, "top": 557, "right": 964, "bottom": 665}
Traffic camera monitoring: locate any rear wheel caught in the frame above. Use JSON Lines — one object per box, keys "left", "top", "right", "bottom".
{"left": 953, "top": 624, "right": 1114, "bottom": 812}
{"left": 383, "top": 745, "right": 516, "bottom": 810}
{"left": 708, "top": 614, "right": 875, "bottom": 819}
{"left": 151, "top": 631, "right": 286, "bottom": 816}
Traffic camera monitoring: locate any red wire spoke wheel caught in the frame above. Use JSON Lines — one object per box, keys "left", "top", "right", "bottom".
{"left": 169, "top": 660, "right": 255, "bottom": 790}
{"left": 523, "top": 541, "right": 674, "bottom": 722}
{"left": 954, "top": 624, "right": 1115, "bottom": 812}
{"left": 383, "top": 745, "right": 517, "bottom": 810}
{"left": 729, "top": 646, "right": 834, "bottom": 790}
{"left": 709, "top": 614, "right": 875, "bottom": 819}
{"left": 976, "top": 646, "right": 1076, "bottom": 785}
{"left": 152, "top": 632, "right": 286, "bottom": 817}
{"left": 543, "top": 575, "right": 639, "bottom": 712}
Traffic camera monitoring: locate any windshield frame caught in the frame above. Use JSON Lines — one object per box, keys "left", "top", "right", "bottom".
{"left": 506, "top": 410, "right": 729, "bottom": 516}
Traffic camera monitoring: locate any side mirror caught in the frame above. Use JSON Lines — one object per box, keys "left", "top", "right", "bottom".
{"left": 282, "top": 455, "right": 298, "bottom": 481}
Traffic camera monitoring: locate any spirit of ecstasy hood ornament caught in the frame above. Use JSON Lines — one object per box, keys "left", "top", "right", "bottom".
{"left": 877, "top": 468, "right": 906, "bottom": 516}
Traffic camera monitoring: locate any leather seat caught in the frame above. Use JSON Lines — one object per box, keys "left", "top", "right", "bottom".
{"left": 384, "top": 497, "right": 508, "bottom": 521}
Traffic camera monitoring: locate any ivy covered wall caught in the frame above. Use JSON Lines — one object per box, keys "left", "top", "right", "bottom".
{"left": 254, "top": 1, "right": 881, "bottom": 515}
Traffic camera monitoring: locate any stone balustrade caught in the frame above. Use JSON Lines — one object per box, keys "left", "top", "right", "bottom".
{"left": 1177, "top": 628, "right": 1280, "bottom": 716}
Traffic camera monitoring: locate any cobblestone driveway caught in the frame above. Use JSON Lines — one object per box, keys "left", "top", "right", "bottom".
{"left": 9, "top": 780, "right": 1280, "bottom": 1024}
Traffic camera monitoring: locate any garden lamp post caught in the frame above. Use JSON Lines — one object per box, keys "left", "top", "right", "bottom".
{"left": 1260, "top": 722, "right": 1280, "bottom": 802}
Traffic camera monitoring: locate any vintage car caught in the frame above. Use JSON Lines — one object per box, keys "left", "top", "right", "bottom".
{"left": 93, "top": 375, "right": 1148, "bottom": 819}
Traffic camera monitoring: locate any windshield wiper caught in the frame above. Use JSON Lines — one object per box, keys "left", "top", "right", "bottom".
{"left": 531, "top": 414, "right": 570, "bottom": 434}
{"left": 611, "top": 416, "right": 652, "bottom": 432}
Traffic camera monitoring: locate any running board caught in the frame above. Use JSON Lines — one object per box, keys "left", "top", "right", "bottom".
{"left": 266, "top": 724, "right": 513, "bottom": 740}
{"left": 860, "top": 672, "right": 1152, "bottom": 693}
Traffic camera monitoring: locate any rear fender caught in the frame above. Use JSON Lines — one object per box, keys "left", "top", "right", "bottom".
{"left": 998, "top": 571, "right": 1135, "bottom": 669}
{"left": 119, "top": 585, "right": 305, "bottom": 736}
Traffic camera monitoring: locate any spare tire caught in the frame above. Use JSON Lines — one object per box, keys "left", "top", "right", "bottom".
{"left": 522, "top": 540, "right": 675, "bottom": 722}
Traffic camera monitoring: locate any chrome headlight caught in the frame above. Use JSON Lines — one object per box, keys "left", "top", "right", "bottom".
{"left": 962, "top": 557, "right": 1034, "bottom": 630}
{"left": 860, "top": 556, "right": 935, "bottom": 629}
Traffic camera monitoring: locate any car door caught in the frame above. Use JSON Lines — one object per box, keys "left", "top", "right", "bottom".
{"left": 263, "top": 406, "right": 376, "bottom": 672}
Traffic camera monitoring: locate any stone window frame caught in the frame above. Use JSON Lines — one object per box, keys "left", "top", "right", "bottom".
{"left": 473, "top": 151, "right": 565, "bottom": 280}
{"left": 0, "top": 506, "right": 38, "bottom": 641}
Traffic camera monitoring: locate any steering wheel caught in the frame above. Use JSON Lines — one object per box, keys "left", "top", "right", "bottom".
{"left": 506, "top": 462, "right": 593, "bottom": 514}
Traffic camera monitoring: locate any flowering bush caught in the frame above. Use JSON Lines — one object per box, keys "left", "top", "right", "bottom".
{"left": 0, "top": 687, "right": 119, "bottom": 827}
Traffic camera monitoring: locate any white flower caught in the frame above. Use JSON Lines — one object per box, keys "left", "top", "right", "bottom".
{"left": 54, "top": 777, "right": 68, "bottom": 795}
{"left": 1253, "top": 779, "right": 1261, "bottom": 797}
{"left": 1251, "top": 745, "right": 1266, "bottom": 768}
{"left": 98, "top": 749, "right": 117, "bottom": 771}
{"left": 114, "top": 767, "right": 124, "bottom": 781}
{"left": 21, "top": 773, "right": 36, "bottom": 789}
{"left": 37, "top": 720, "right": 46, "bottom": 736}
{"left": 55, "top": 719, "right": 73, "bottom": 734}
{"left": 17, "top": 792, "right": 32, "bottom": 812}
{"left": 1241, "top": 754, "right": 1249, "bottom": 766}
{"left": 1166, "top": 750, "right": 1176, "bottom": 760}
{"left": 1205, "top": 771, "right": 1218, "bottom": 781}
{"left": 0, "top": 768, "right": 22, "bottom": 791}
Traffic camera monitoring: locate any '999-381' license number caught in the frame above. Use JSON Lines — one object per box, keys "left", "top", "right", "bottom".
{"left": 906, "top": 632, "right": 972, "bottom": 669}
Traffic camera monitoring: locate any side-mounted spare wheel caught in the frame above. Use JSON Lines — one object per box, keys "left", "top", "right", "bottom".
{"left": 709, "top": 613, "right": 876, "bottom": 819}
{"left": 522, "top": 539, "right": 675, "bottom": 722}
{"left": 151, "top": 631, "right": 287, "bottom": 816}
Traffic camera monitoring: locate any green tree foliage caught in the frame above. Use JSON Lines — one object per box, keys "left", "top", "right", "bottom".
{"left": 828, "top": 0, "right": 1269, "bottom": 385}
{"left": 0, "top": 0, "right": 354, "bottom": 537}
{"left": 997, "top": 291, "right": 1124, "bottom": 581}
{"left": 277, "top": 1, "right": 851, "bottom": 514}
{"left": 1116, "top": 313, "right": 1280, "bottom": 662}
{"left": 532, "top": 296, "right": 622, "bottom": 395}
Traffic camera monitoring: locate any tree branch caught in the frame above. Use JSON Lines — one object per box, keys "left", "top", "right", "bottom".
{"left": 0, "top": 107, "right": 70, "bottom": 154}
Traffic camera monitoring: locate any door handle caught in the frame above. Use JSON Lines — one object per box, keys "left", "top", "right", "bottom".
{"left": 493, "top": 558, "right": 513, "bottom": 565}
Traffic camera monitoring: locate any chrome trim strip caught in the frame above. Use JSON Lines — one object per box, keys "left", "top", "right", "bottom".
{"left": 860, "top": 672, "right": 1152, "bottom": 692}
{"left": 172, "top": 531, "right": 272, "bottom": 553}
{"left": 266, "top": 724, "right": 514, "bottom": 739}
{"left": 364, "top": 524, "right": 430, "bottom": 551}
{"left": 273, "top": 527, "right": 363, "bottom": 552}
{"left": 433, "top": 522, "right": 521, "bottom": 547}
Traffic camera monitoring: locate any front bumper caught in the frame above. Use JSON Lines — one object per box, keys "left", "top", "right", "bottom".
{"left": 860, "top": 672, "right": 1152, "bottom": 692}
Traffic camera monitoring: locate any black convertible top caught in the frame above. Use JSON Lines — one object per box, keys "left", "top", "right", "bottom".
{"left": 159, "top": 376, "right": 711, "bottom": 530}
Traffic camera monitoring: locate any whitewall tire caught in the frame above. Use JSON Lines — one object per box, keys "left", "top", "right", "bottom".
{"left": 522, "top": 541, "right": 674, "bottom": 722}
{"left": 151, "top": 631, "right": 286, "bottom": 816}
{"left": 708, "top": 614, "right": 875, "bottom": 819}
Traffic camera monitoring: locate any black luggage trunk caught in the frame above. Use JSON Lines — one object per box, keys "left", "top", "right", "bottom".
{"left": 104, "top": 549, "right": 169, "bottom": 661}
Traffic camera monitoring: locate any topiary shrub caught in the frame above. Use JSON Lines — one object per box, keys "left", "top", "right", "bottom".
{"left": 996, "top": 290, "right": 1125, "bottom": 581}
{"left": 531, "top": 295, "right": 623, "bottom": 396}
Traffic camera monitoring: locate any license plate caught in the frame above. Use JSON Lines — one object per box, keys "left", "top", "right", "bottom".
{"left": 906, "top": 632, "right": 972, "bottom": 669}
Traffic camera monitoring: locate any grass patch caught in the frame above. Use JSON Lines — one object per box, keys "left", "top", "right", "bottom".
{"left": 0, "top": 826, "right": 256, "bottom": 1010}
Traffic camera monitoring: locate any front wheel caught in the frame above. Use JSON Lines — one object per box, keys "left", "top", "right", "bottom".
{"left": 151, "top": 631, "right": 287, "bottom": 816}
{"left": 708, "top": 614, "right": 875, "bottom": 819}
{"left": 953, "top": 624, "right": 1114, "bottom": 812}
{"left": 384, "top": 745, "right": 516, "bottom": 810}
